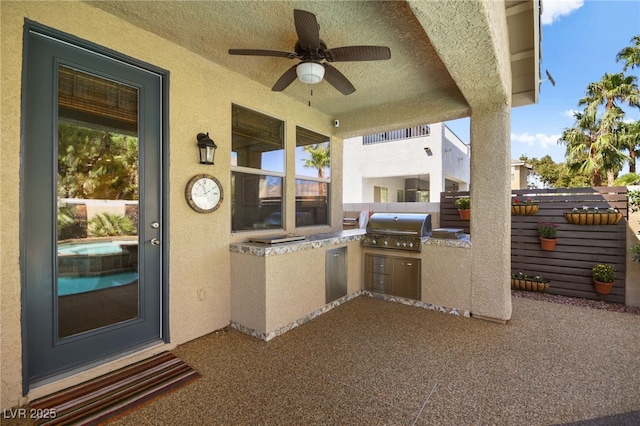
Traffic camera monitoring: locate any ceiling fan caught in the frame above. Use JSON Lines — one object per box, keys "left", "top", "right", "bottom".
{"left": 228, "top": 9, "right": 391, "bottom": 95}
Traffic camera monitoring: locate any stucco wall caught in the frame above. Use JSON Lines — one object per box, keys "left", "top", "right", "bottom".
{"left": 230, "top": 241, "right": 362, "bottom": 336}
{"left": 469, "top": 106, "right": 513, "bottom": 322}
{"left": 230, "top": 253, "right": 267, "bottom": 333}
{"left": 1, "top": 1, "right": 334, "bottom": 408}
{"left": 342, "top": 123, "right": 470, "bottom": 203}
{"left": 422, "top": 245, "right": 472, "bottom": 311}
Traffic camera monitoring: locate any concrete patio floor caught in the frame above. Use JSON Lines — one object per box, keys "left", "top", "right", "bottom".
{"left": 6, "top": 294, "right": 639, "bottom": 425}
{"left": 106, "top": 294, "right": 640, "bottom": 425}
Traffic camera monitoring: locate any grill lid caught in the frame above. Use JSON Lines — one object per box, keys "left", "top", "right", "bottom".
{"left": 366, "top": 213, "right": 432, "bottom": 237}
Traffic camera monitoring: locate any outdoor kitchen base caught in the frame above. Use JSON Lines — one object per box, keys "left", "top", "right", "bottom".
{"left": 230, "top": 291, "right": 470, "bottom": 341}
{"left": 230, "top": 291, "right": 361, "bottom": 341}
{"left": 363, "top": 291, "right": 470, "bottom": 317}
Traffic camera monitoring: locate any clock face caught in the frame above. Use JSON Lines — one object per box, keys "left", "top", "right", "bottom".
{"left": 185, "top": 174, "right": 223, "bottom": 213}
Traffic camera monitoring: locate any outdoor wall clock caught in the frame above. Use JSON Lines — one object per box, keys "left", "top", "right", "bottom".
{"left": 185, "top": 174, "right": 223, "bottom": 213}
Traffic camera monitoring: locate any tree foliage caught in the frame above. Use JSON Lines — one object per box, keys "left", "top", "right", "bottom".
{"left": 520, "top": 155, "right": 590, "bottom": 189}
{"left": 613, "top": 173, "right": 640, "bottom": 185}
{"left": 617, "top": 35, "right": 640, "bottom": 71}
{"left": 87, "top": 212, "right": 136, "bottom": 237}
{"left": 550, "top": 37, "right": 640, "bottom": 187}
{"left": 58, "top": 123, "right": 138, "bottom": 200}
{"left": 301, "top": 143, "right": 330, "bottom": 179}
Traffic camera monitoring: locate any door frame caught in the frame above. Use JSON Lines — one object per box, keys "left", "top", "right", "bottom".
{"left": 20, "top": 20, "right": 170, "bottom": 395}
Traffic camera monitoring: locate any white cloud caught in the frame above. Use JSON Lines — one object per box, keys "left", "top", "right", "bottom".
{"left": 511, "top": 132, "right": 561, "bottom": 149}
{"left": 563, "top": 109, "right": 579, "bottom": 119}
{"left": 541, "top": 0, "right": 584, "bottom": 25}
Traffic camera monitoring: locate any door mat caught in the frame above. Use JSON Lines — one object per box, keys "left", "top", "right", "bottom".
{"left": 30, "top": 352, "right": 201, "bottom": 426}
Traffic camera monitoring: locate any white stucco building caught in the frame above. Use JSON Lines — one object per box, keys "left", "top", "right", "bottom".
{"left": 343, "top": 123, "right": 470, "bottom": 203}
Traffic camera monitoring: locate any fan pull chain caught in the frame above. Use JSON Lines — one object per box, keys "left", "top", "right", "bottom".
{"left": 308, "top": 89, "right": 313, "bottom": 107}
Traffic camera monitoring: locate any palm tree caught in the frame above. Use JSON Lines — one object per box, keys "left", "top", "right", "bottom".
{"left": 559, "top": 109, "right": 627, "bottom": 186}
{"left": 578, "top": 73, "right": 639, "bottom": 116}
{"left": 559, "top": 110, "right": 602, "bottom": 186}
{"left": 302, "top": 143, "right": 330, "bottom": 197}
{"left": 575, "top": 73, "right": 639, "bottom": 184}
{"left": 615, "top": 36, "right": 640, "bottom": 173}
{"left": 302, "top": 143, "right": 330, "bottom": 179}
{"left": 598, "top": 106, "right": 629, "bottom": 185}
{"left": 617, "top": 35, "right": 640, "bottom": 71}
{"left": 618, "top": 120, "right": 640, "bottom": 173}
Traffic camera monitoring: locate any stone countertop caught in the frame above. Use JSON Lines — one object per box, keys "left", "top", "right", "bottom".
{"left": 230, "top": 229, "right": 471, "bottom": 257}
{"left": 229, "top": 229, "right": 366, "bottom": 257}
{"left": 424, "top": 233, "right": 471, "bottom": 248}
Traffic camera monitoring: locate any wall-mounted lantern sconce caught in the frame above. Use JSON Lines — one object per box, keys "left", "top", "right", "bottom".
{"left": 197, "top": 132, "right": 217, "bottom": 165}
{"left": 424, "top": 147, "right": 433, "bottom": 156}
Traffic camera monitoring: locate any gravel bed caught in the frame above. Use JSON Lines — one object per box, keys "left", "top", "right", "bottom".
{"left": 512, "top": 289, "right": 640, "bottom": 315}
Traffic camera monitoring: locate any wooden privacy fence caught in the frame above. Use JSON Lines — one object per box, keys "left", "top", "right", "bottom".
{"left": 441, "top": 187, "right": 628, "bottom": 303}
{"left": 440, "top": 190, "right": 471, "bottom": 234}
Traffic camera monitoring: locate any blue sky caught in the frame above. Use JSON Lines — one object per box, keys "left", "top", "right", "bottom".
{"left": 446, "top": 0, "right": 640, "bottom": 166}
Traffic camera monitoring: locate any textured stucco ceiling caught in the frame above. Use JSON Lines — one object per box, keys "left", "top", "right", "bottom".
{"left": 86, "top": 0, "right": 539, "bottom": 137}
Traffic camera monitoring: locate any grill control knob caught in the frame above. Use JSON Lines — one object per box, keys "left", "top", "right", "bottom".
{"left": 383, "top": 240, "right": 388, "bottom": 246}
{"left": 395, "top": 241, "right": 401, "bottom": 246}
{"left": 409, "top": 242, "right": 414, "bottom": 248}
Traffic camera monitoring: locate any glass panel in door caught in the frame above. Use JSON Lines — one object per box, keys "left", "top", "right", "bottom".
{"left": 56, "top": 65, "right": 139, "bottom": 338}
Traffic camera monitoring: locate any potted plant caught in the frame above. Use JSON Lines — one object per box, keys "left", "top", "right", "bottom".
{"left": 564, "top": 206, "right": 622, "bottom": 225}
{"left": 592, "top": 263, "right": 615, "bottom": 295}
{"left": 511, "top": 197, "right": 539, "bottom": 215}
{"left": 537, "top": 222, "right": 558, "bottom": 251}
{"left": 511, "top": 271, "right": 550, "bottom": 292}
{"left": 455, "top": 197, "right": 470, "bottom": 220}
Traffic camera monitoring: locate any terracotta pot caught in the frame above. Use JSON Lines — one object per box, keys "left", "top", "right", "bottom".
{"left": 593, "top": 279, "right": 614, "bottom": 295}
{"left": 458, "top": 209, "right": 470, "bottom": 220}
{"left": 539, "top": 237, "right": 557, "bottom": 251}
{"left": 511, "top": 204, "right": 539, "bottom": 215}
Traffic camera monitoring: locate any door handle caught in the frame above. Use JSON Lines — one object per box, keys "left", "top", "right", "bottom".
{"left": 149, "top": 238, "right": 160, "bottom": 246}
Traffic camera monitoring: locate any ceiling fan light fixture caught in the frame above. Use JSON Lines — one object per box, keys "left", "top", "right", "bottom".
{"left": 296, "top": 62, "right": 325, "bottom": 84}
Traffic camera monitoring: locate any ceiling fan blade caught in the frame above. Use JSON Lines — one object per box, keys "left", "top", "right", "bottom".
{"left": 229, "top": 49, "right": 297, "bottom": 59}
{"left": 323, "top": 64, "right": 356, "bottom": 95}
{"left": 271, "top": 65, "right": 299, "bottom": 91}
{"left": 326, "top": 46, "right": 391, "bottom": 62}
{"left": 294, "top": 9, "right": 320, "bottom": 49}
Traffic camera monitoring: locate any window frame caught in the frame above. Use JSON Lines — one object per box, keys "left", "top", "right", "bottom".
{"left": 294, "top": 125, "right": 331, "bottom": 228}
{"left": 231, "top": 104, "right": 286, "bottom": 233}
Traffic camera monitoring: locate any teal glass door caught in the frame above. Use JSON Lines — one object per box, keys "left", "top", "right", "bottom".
{"left": 23, "top": 24, "right": 167, "bottom": 388}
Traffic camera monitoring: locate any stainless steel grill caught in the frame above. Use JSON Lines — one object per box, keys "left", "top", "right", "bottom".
{"left": 362, "top": 213, "right": 432, "bottom": 252}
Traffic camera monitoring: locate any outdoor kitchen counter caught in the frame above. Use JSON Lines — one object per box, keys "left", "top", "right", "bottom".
{"left": 229, "top": 229, "right": 366, "bottom": 341}
{"left": 229, "top": 231, "right": 472, "bottom": 341}
{"left": 229, "top": 229, "right": 366, "bottom": 257}
{"left": 229, "top": 229, "right": 471, "bottom": 257}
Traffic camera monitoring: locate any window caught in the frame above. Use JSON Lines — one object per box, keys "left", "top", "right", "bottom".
{"left": 374, "top": 186, "right": 388, "bottom": 203}
{"left": 295, "top": 126, "right": 330, "bottom": 227}
{"left": 231, "top": 105, "right": 284, "bottom": 231}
